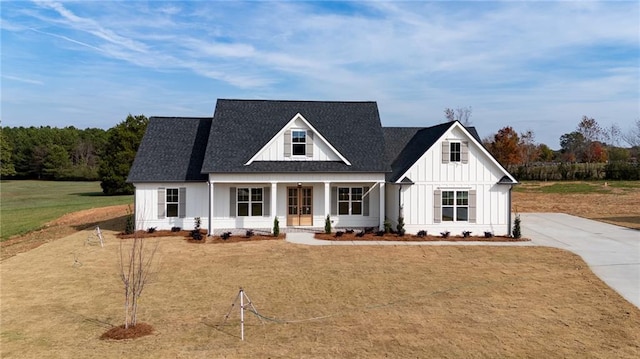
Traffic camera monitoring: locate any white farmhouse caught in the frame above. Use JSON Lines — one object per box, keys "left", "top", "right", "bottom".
{"left": 127, "top": 99, "right": 517, "bottom": 236}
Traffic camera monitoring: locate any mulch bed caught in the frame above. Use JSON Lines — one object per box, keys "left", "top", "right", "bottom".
{"left": 117, "top": 229, "right": 284, "bottom": 243}
{"left": 100, "top": 323, "right": 154, "bottom": 340}
{"left": 117, "top": 229, "right": 206, "bottom": 239}
{"left": 315, "top": 233, "right": 529, "bottom": 242}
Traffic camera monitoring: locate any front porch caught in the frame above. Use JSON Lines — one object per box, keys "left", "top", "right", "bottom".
{"left": 206, "top": 174, "right": 386, "bottom": 235}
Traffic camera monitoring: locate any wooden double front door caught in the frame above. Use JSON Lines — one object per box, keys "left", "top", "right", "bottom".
{"left": 287, "top": 186, "right": 313, "bottom": 226}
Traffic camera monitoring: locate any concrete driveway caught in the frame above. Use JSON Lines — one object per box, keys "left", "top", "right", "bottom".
{"left": 520, "top": 213, "right": 640, "bottom": 308}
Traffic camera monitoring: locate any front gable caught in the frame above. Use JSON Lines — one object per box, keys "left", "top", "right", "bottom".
{"left": 397, "top": 121, "right": 517, "bottom": 184}
{"left": 245, "top": 113, "right": 351, "bottom": 165}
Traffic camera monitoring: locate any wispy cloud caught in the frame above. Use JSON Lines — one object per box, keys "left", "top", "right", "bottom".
{"left": 1, "top": 0, "right": 638, "bottom": 147}
{"left": 1, "top": 75, "right": 44, "bottom": 85}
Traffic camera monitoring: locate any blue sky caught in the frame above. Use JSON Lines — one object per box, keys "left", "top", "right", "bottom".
{"left": 1, "top": 0, "right": 638, "bottom": 148}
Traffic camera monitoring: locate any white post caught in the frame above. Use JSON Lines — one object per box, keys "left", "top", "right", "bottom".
{"left": 208, "top": 181, "right": 214, "bottom": 236}
{"left": 379, "top": 181, "right": 385, "bottom": 230}
{"left": 324, "top": 182, "right": 330, "bottom": 218}
{"left": 240, "top": 288, "right": 245, "bottom": 341}
{"left": 271, "top": 182, "right": 277, "bottom": 229}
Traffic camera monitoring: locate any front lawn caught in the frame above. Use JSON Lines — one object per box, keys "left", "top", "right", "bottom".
{"left": 0, "top": 180, "right": 132, "bottom": 240}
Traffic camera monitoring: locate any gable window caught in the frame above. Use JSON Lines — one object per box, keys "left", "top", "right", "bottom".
{"left": 292, "top": 130, "right": 306, "bottom": 156}
{"left": 450, "top": 142, "right": 461, "bottom": 162}
{"left": 338, "top": 187, "right": 363, "bottom": 215}
{"left": 442, "top": 190, "right": 468, "bottom": 221}
{"left": 237, "top": 188, "right": 263, "bottom": 216}
{"left": 442, "top": 141, "right": 469, "bottom": 164}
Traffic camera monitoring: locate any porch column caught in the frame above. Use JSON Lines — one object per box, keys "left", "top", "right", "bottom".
{"left": 208, "top": 181, "right": 214, "bottom": 236}
{"left": 271, "top": 182, "right": 277, "bottom": 229}
{"left": 379, "top": 181, "right": 385, "bottom": 230}
{"left": 324, "top": 181, "right": 331, "bottom": 218}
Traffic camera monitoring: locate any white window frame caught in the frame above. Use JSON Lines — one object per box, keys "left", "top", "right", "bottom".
{"left": 337, "top": 187, "right": 363, "bottom": 216}
{"left": 166, "top": 188, "right": 179, "bottom": 218}
{"left": 291, "top": 129, "right": 307, "bottom": 157}
{"left": 442, "top": 190, "right": 469, "bottom": 222}
{"left": 237, "top": 187, "right": 263, "bottom": 217}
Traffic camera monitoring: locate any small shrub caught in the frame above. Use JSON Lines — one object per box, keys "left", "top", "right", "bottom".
{"left": 484, "top": 231, "right": 493, "bottom": 238}
{"left": 171, "top": 226, "right": 181, "bottom": 232}
{"left": 146, "top": 227, "right": 156, "bottom": 234}
{"left": 375, "top": 230, "right": 385, "bottom": 237}
{"left": 125, "top": 209, "right": 134, "bottom": 235}
{"left": 324, "top": 215, "right": 332, "bottom": 234}
{"left": 364, "top": 227, "right": 375, "bottom": 234}
{"left": 194, "top": 217, "right": 201, "bottom": 231}
{"left": 190, "top": 230, "right": 202, "bottom": 240}
{"left": 396, "top": 216, "right": 405, "bottom": 236}
{"left": 356, "top": 230, "right": 365, "bottom": 237}
{"left": 273, "top": 217, "right": 280, "bottom": 237}
{"left": 245, "top": 229, "right": 254, "bottom": 237}
{"left": 462, "top": 231, "right": 471, "bottom": 238}
{"left": 345, "top": 229, "right": 354, "bottom": 234}
{"left": 221, "top": 232, "right": 232, "bottom": 240}
{"left": 335, "top": 231, "right": 344, "bottom": 238}
{"left": 383, "top": 219, "right": 392, "bottom": 233}
{"left": 417, "top": 230, "right": 427, "bottom": 238}
{"left": 440, "top": 231, "right": 450, "bottom": 238}
{"left": 512, "top": 214, "right": 522, "bottom": 239}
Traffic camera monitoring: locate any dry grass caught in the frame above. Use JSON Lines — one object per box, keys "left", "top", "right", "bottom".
{"left": 2, "top": 228, "right": 639, "bottom": 358}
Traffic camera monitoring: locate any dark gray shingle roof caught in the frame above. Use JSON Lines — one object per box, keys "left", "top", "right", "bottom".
{"left": 127, "top": 117, "right": 212, "bottom": 182}
{"left": 384, "top": 122, "right": 452, "bottom": 182}
{"left": 201, "top": 99, "right": 387, "bottom": 173}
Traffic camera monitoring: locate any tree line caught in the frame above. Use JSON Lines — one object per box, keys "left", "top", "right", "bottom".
{"left": 2, "top": 111, "right": 638, "bottom": 196}
{"left": 1, "top": 114, "right": 148, "bottom": 195}
{"left": 481, "top": 116, "right": 640, "bottom": 180}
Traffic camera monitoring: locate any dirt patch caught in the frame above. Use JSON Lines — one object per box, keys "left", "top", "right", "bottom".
{"left": 100, "top": 323, "right": 154, "bottom": 340}
{"left": 0, "top": 204, "right": 129, "bottom": 261}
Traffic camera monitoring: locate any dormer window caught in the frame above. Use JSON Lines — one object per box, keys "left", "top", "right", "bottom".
{"left": 292, "top": 130, "right": 307, "bottom": 156}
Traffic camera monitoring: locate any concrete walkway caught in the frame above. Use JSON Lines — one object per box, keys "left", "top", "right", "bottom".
{"left": 285, "top": 213, "right": 640, "bottom": 308}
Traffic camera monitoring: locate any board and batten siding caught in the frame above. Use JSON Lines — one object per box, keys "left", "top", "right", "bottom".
{"left": 253, "top": 117, "right": 342, "bottom": 162}
{"left": 394, "top": 126, "right": 512, "bottom": 235}
{"left": 133, "top": 182, "right": 208, "bottom": 231}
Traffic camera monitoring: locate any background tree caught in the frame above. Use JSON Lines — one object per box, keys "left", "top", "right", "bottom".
{"left": 0, "top": 127, "right": 16, "bottom": 177}
{"left": 444, "top": 106, "right": 473, "bottom": 125}
{"left": 518, "top": 130, "right": 539, "bottom": 166}
{"left": 622, "top": 119, "right": 640, "bottom": 147}
{"left": 559, "top": 131, "right": 585, "bottom": 162}
{"left": 99, "top": 114, "right": 148, "bottom": 195}
{"left": 486, "top": 126, "right": 521, "bottom": 167}
{"left": 536, "top": 143, "right": 555, "bottom": 162}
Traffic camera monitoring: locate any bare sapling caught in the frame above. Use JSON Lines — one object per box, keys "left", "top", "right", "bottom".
{"left": 119, "top": 235, "right": 158, "bottom": 329}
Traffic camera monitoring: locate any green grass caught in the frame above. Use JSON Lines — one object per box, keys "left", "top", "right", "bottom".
{"left": 513, "top": 181, "right": 640, "bottom": 194}
{"left": 0, "top": 180, "right": 132, "bottom": 240}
